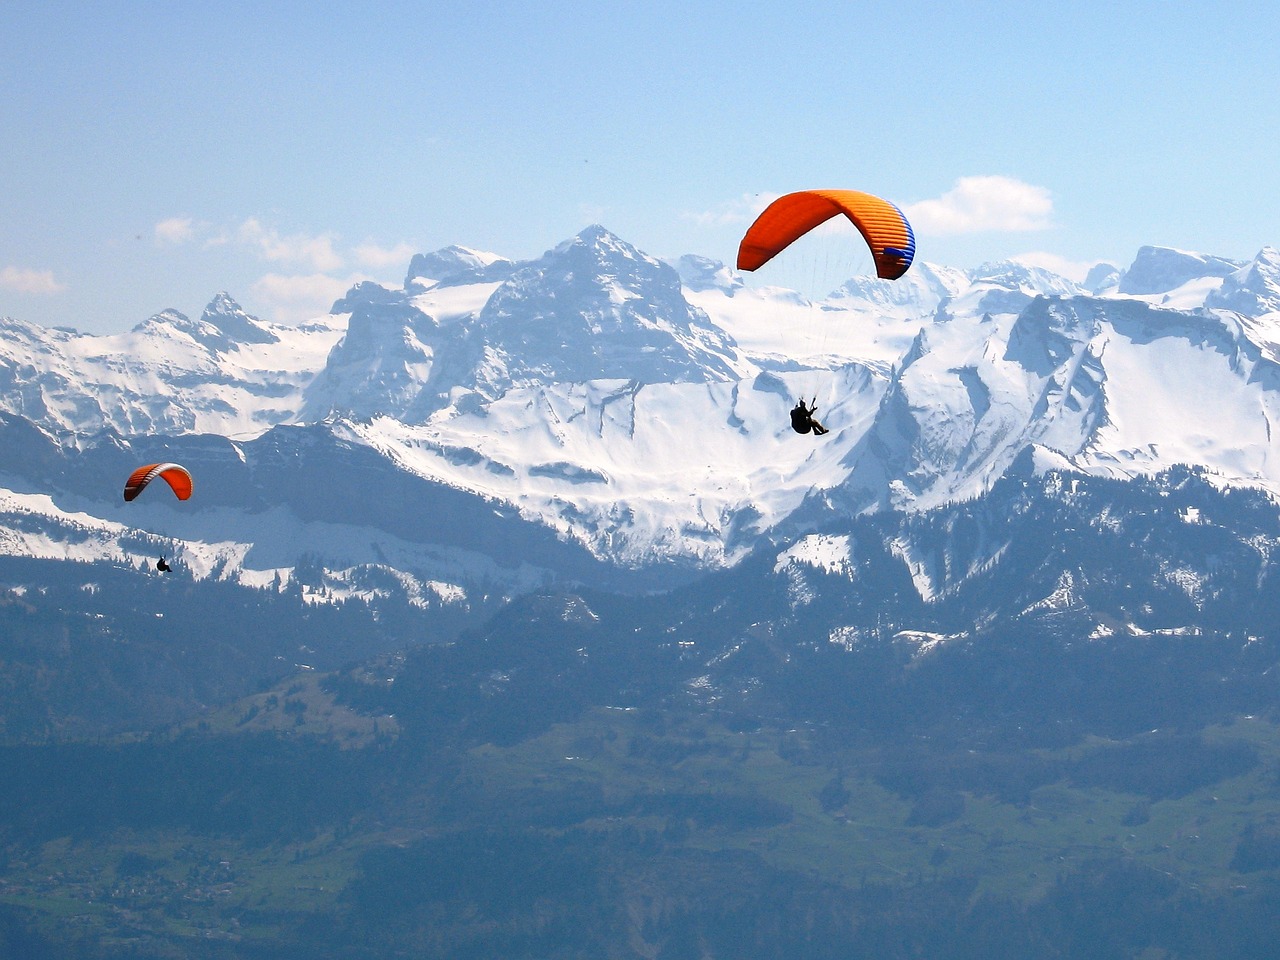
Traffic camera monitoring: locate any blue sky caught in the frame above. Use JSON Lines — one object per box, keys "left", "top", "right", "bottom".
{"left": 2, "top": 1, "right": 1278, "bottom": 333}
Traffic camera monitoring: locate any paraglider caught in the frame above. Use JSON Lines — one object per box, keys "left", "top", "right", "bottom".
{"left": 122, "top": 462, "right": 193, "bottom": 502}
{"left": 737, "top": 189, "right": 916, "bottom": 280}
{"left": 737, "top": 190, "right": 916, "bottom": 438}
{"left": 156, "top": 557, "right": 171, "bottom": 573}
{"left": 790, "top": 398, "right": 828, "bottom": 436}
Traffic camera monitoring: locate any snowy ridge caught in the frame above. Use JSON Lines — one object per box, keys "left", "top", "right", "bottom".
{"left": 4, "top": 230, "right": 1280, "bottom": 604}
{"left": 341, "top": 361, "right": 885, "bottom": 568}
{"left": 0, "top": 299, "right": 342, "bottom": 438}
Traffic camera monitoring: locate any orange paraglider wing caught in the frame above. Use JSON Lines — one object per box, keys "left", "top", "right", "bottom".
{"left": 737, "top": 189, "right": 915, "bottom": 280}
{"left": 123, "top": 463, "right": 193, "bottom": 502}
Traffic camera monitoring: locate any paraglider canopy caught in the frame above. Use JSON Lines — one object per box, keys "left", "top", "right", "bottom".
{"left": 737, "top": 189, "right": 916, "bottom": 280}
{"left": 123, "top": 463, "right": 193, "bottom": 502}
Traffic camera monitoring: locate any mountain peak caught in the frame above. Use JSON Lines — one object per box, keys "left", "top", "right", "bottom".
{"left": 577, "top": 223, "right": 623, "bottom": 244}
{"left": 200, "top": 292, "right": 278, "bottom": 345}
{"left": 405, "top": 245, "right": 514, "bottom": 289}
{"left": 969, "top": 260, "right": 1083, "bottom": 297}
{"left": 131, "top": 307, "right": 215, "bottom": 349}
{"left": 1118, "top": 245, "right": 1242, "bottom": 295}
{"left": 332, "top": 280, "right": 405, "bottom": 314}
{"left": 1206, "top": 246, "right": 1280, "bottom": 317}
{"left": 1084, "top": 261, "right": 1123, "bottom": 293}
{"left": 674, "top": 254, "right": 743, "bottom": 294}
{"left": 135, "top": 307, "right": 191, "bottom": 331}
{"left": 469, "top": 225, "right": 741, "bottom": 392}
{"left": 553, "top": 225, "right": 643, "bottom": 263}
{"left": 832, "top": 261, "right": 968, "bottom": 312}
{"left": 130, "top": 294, "right": 277, "bottom": 351}
{"left": 206, "top": 291, "right": 239, "bottom": 312}
{"left": 302, "top": 283, "right": 440, "bottom": 422}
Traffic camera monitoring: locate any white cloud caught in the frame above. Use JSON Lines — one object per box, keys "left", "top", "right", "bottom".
{"left": 151, "top": 216, "right": 418, "bottom": 320}
{"left": 154, "top": 217, "right": 196, "bottom": 244}
{"left": 251, "top": 272, "right": 369, "bottom": 324}
{"left": 161, "top": 215, "right": 417, "bottom": 278}
{"left": 905, "top": 176, "right": 1053, "bottom": 235}
{"left": 353, "top": 241, "right": 417, "bottom": 270}
{"left": 0, "top": 266, "right": 64, "bottom": 294}
{"left": 683, "top": 192, "right": 780, "bottom": 228}
{"left": 237, "top": 218, "right": 345, "bottom": 272}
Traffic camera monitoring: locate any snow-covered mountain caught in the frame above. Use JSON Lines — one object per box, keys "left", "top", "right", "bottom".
{"left": 302, "top": 227, "right": 745, "bottom": 424}
{"left": 4, "top": 226, "right": 1280, "bottom": 620}
{"left": 0, "top": 294, "right": 342, "bottom": 437}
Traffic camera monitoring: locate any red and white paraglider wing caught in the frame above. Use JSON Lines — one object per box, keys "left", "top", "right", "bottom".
{"left": 122, "top": 462, "right": 194, "bottom": 502}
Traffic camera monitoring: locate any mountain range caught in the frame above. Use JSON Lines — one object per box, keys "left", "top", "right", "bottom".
{"left": 3, "top": 228, "right": 1280, "bottom": 622}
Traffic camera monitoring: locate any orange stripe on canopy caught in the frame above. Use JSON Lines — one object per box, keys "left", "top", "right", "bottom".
{"left": 737, "top": 189, "right": 915, "bottom": 281}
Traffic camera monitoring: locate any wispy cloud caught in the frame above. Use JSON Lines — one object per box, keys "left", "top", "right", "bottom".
{"left": 683, "top": 193, "right": 779, "bottom": 228}
{"left": 353, "top": 241, "right": 417, "bottom": 270}
{"left": 905, "top": 176, "right": 1053, "bottom": 235}
{"left": 154, "top": 217, "right": 196, "bottom": 244}
{"left": 157, "top": 215, "right": 391, "bottom": 273}
{"left": 153, "top": 214, "right": 422, "bottom": 322}
{"left": 251, "top": 272, "right": 369, "bottom": 324}
{"left": 0, "top": 266, "right": 65, "bottom": 294}
{"left": 236, "top": 218, "right": 344, "bottom": 272}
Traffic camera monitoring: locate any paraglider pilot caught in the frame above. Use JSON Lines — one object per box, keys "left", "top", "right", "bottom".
{"left": 156, "top": 557, "right": 171, "bottom": 573}
{"left": 790, "top": 398, "right": 828, "bottom": 436}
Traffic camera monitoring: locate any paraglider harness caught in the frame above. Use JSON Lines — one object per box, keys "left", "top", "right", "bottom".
{"left": 790, "top": 398, "right": 829, "bottom": 436}
{"left": 156, "top": 557, "right": 171, "bottom": 573}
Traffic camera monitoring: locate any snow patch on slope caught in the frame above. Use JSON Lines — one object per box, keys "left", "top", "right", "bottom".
{"left": 774, "top": 534, "right": 854, "bottom": 576}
